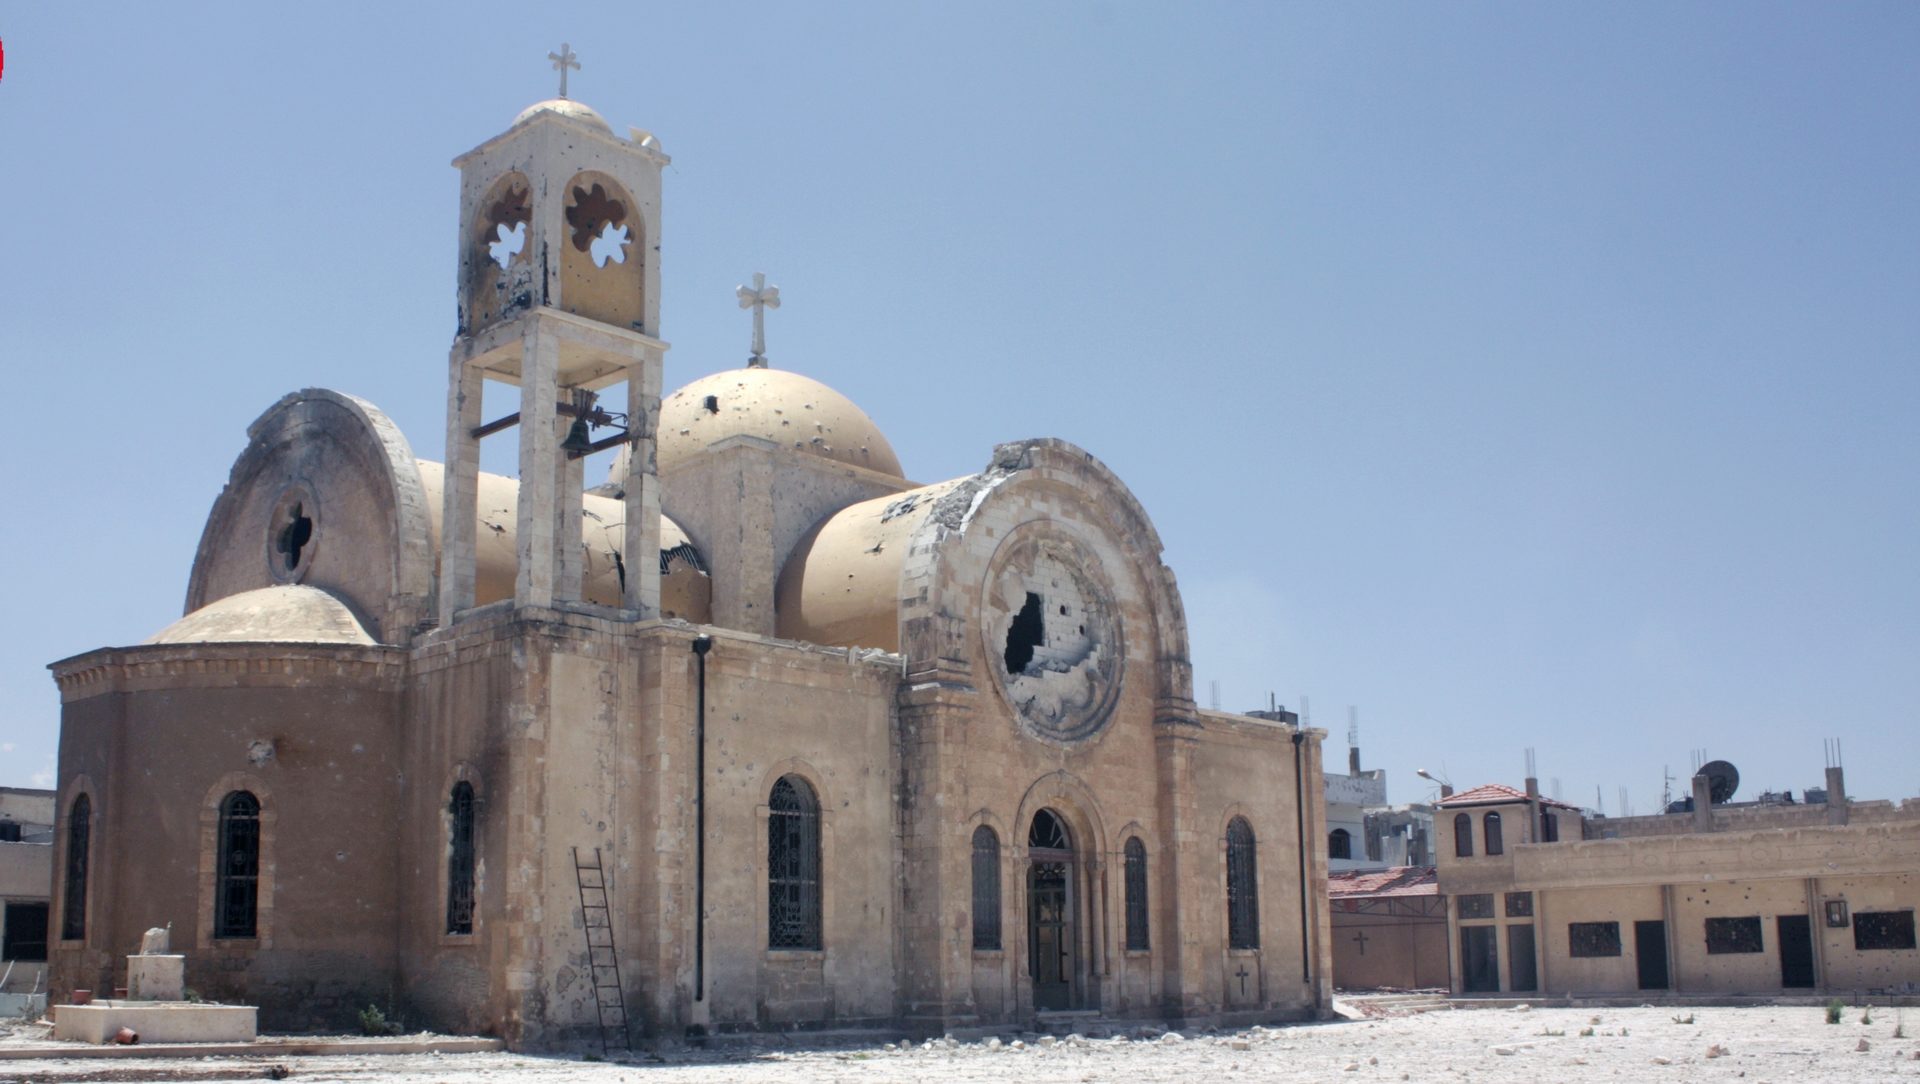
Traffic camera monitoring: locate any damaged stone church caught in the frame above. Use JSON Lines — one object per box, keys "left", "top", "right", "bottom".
{"left": 46, "top": 86, "right": 1332, "bottom": 1045}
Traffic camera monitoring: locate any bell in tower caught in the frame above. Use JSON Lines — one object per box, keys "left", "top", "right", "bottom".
{"left": 438, "top": 46, "right": 670, "bottom": 624}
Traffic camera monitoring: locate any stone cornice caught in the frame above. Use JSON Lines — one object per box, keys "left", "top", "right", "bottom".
{"left": 48, "top": 643, "right": 408, "bottom": 702}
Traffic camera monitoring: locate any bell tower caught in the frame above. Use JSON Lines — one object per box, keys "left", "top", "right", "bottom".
{"left": 439, "top": 49, "right": 670, "bottom": 624}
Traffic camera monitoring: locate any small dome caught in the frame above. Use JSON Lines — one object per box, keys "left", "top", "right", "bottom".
{"left": 147, "top": 586, "right": 376, "bottom": 646}
{"left": 513, "top": 98, "right": 612, "bottom": 134}
{"left": 640, "top": 368, "right": 904, "bottom": 479}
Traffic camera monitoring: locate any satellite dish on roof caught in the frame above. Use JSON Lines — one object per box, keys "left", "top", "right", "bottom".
{"left": 1699, "top": 760, "right": 1740, "bottom": 805}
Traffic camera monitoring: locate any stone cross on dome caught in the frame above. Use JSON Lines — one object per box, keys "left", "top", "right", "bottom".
{"left": 548, "top": 43, "right": 580, "bottom": 99}
{"left": 737, "top": 272, "right": 781, "bottom": 369}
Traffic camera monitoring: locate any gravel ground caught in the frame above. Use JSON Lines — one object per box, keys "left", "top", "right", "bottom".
{"left": 5, "top": 1004, "right": 1920, "bottom": 1082}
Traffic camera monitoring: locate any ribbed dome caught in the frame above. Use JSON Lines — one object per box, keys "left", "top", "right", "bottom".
{"left": 147, "top": 586, "right": 375, "bottom": 646}
{"left": 649, "top": 368, "right": 904, "bottom": 478}
{"left": 512, "top": 98, "right": 612, "bottom": 133}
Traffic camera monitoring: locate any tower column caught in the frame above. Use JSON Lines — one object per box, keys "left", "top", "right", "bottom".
{"left": 440, "top": 355, "right": 484, "bottom": 624}
{"left": 516, "top": 323, "right": 561, "bottom": 608}
{"left": 623, "top": 354, "right": 664, "bottom": 615}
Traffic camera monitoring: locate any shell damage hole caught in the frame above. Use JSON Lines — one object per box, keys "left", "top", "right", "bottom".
{"left": 703, "top": 395, "right": 720, "bottom": 415}
{"left": 589, "top": 222, "right": 630, "bottom": 268}
{"left": 1003, "top": 591, "right": 1044, "bottom": 675}
{"left": 277, "top": 503, "right": 313, "bottom": 571}
{"left": 488, "top": 221, "right": 527, "bottom": 270}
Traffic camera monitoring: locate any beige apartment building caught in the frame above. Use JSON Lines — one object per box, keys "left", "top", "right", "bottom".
{"left": 44, "top": 86, "right": 1332, "bottom": 1046}
{"left": 1435, "top": 775, "right": 1920, "bottom": 999}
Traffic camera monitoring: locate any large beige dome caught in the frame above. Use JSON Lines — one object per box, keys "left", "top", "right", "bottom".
{"left": 147, "top": 585, "right": 376, "bottom": 646}
{"left": 653, "top": 368, "right": 904, "bottom": 478}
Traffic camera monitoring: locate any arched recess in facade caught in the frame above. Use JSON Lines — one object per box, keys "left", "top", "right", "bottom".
{"left": 185, "top": 390, "right": 435, "bottom": 644}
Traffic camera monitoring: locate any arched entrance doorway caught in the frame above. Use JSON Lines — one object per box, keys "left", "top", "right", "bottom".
{"left": 1027, "top": 808, "right": 1075, "bottom": 1010}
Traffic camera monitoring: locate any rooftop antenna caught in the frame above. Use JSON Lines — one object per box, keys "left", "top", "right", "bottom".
{"left": 1209, "top": 680, "right": 1221, "bottom": 711}
{"left": 1661, "top": 764, "right": 1674, "bottom": 810}
{"left": 1618, "top": 786, "right": 1630, "bottom": 818}
{"left": 1300, "top": 695, "right": 1311, "bottom": 728}
{"left": 1347, "top": 706, "right": 1359, "bottom": 751}
{"left": 1595, "top": 785, "right": 1605, "bottom": 815}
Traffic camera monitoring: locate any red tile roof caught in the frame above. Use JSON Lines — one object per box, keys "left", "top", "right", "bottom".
{"left": 1437, "top": 782, "right": 1581, "bottom": 810}
{"left": 1327, "top": 866, "right": 1438, "bottom": 898}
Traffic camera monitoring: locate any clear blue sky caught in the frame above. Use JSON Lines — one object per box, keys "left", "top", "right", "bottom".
{"left": 2, "top": 4, "right": 1915, "bottom": 813}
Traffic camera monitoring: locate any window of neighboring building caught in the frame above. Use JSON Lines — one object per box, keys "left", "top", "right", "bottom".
{"left": 1539, "top": 812, "right": 1559, "bottom": 843}
{"left": 1453, "top": 812, "right": 1473, "bottom": 858}
{"left": 1458, "top": 894, "right": 1495, "bottom": 920}
{"left": 1124, "top": 836, "right": 1150, "bottom": 951}
{"left": 0, "top": 821, "right": 20, "bottom": 842}
{"left": 971, "top": 825, "right": 1001, "bottom": 951}
{"left": 1226, "top": 817, "right": 1259, "bottom": 950}
{"left": 446, "top": 782, "right": 477, "bottom": 935}
{"left": 215, "top": 791, "right": 261, "bottom": 939}
{"left": 1854, "top": 910, "right": 1918, "bottom": 951}
{"left": 1505, "top": 892, "right": 1533, "bottom": 918}
{"left": 1483, "top": 811, "right": 1504, "bottom": 856}
{"left": 768, "top": 775, "right": 822, "bottom": 950}
{"left": 3, "top": 901, "right": 49, "bottom": 962}
{"left": 1328, "top": 828, "right": 1352, "bottom": 860}
{"left": 1704, "top": 916, "right": 1764, "bottom": 954}
{"left": 61, "top": 794, "right": 91, "bottom": 941}
{"left": 1568, "top": 921, "right": 1622, "bottom": 957}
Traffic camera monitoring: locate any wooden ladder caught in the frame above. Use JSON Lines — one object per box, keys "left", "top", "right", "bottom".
{"left": 571, "top": 847, "right": 632, "bottom": 1053}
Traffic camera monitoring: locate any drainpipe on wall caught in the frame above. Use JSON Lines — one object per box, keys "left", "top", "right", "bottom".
{"left": 1292, "top": 726, "right": 1311, "bottom": 989}
{"left": 692, "top": 634, "right": 712, "bottom": 1005}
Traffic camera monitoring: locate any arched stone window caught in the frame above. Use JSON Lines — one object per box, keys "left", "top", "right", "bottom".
{"left": 1453, "top": 812, "right": 1474, "bottom": 858}
{"left": 1124, "top": 836, "right": 1150, "bottom": 951}
{"left": 971, "top": 826, "right": 1001, "bottom": 950}
{"left": 1328, "top": 828, "right": 1352, "bottom": 860}
{"left": 1226, "top": 817, "right": 1259, "bottom": 950}
{"left": 215, "top": 791, "right": 261, "bottom": 939}
{"left": 1483, "top": 811, "right": 1504, "bottom": 856}
{"left": 768, "top": 775, "right": 821, "bottom": 950}
{"left": 446, "top": 782, "right": 477, "bottom": 935}
{"left": 60, "top": 794, "right": 90, "bottom": 941}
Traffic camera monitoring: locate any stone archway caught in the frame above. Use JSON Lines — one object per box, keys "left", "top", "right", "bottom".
{"left": 1027, "top": 808, "right": 1076, "bottom": 1010}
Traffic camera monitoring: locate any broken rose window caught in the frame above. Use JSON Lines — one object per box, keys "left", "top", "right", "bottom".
{"left": 567, "top": 183, "right": 630, "bottom": 269}
{"left": 485, "top": 183, "right": 531, "bottom": 270}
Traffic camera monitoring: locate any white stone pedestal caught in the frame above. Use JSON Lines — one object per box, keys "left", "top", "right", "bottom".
{"left": 126, "top": 955, "right": 186, "bottom": 1001}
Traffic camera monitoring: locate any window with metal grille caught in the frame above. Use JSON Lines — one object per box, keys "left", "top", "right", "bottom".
{"left": 446, "top": 782, "right": 477, "bottom": 935}
{"left": 768, "top": 775, "right": 821, "bottom": 950}
{"left": 1328, "top": 828, "right": 1352, "bottom": 860}
{"left": 1458, "top": 894, "right": 1495, "bottom": 920}
{"left": 1704, "top": 916, "right": 1763, "bottom": 954}
{"left": 971, "top": 825, "right": 1001, "bottom": 950}
{"left": 1453, "top": 812, "right": 1473, "bottom": 858}
{"left": 1505, "top": 892, "right": 1533, "bottom": 918}
{"left": 1124, "top": 836, "right": 1149, "bottom": 951}
{"left": 1853, "top": 910, "right": 1917, "bottom": 951}
{"left": 215, "top": 791, "right": 260, "bottom": 939}
{"left": 1568, "top": 921, "right": 1622, "bottom": 957}
{"left": 1225, "top": 817, "right": 1259, "bottom": 949}
{"left": 61, "top": 794, "right": 90, "bottom": 941}
{"left": 1483, "top": 811, "right": 1504, "bottom": 855}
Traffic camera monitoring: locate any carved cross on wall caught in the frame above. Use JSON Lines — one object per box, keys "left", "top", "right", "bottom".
{"left": 549, "top": 43, "right": 580, "bottom": 99}
{"left": 736, "top": 272, "right": 781, "bottom": 369}
{"left": 1352, "top": 930, "right": 1370, "bottom": 956}
{"left": 1234, "top": 964, "right": 1251, "bottom": 996}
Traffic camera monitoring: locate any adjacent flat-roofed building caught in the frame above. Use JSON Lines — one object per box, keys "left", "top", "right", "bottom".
{"left": 1435, "top": 772, "right": 1920, "bottom": 998}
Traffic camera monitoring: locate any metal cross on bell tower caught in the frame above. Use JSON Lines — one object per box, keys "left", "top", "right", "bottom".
{"left": 736, "top": 272, "right": 781, "bottom": 368}
{"left": 548, "top": 43, "right": 580, "bottom": 99}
